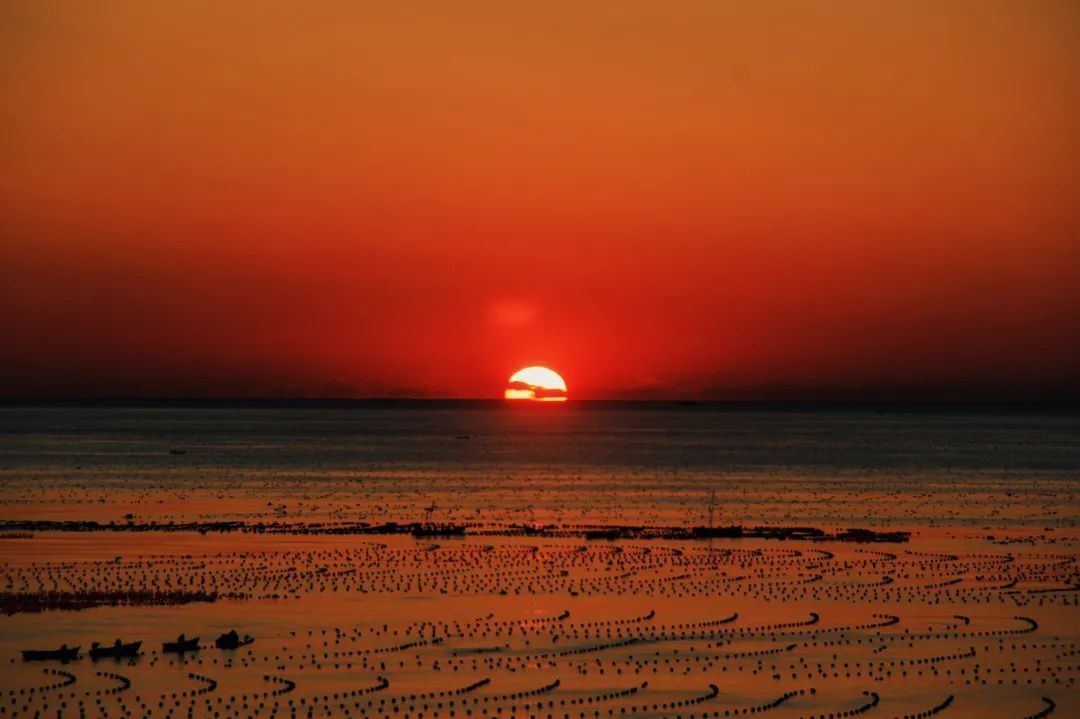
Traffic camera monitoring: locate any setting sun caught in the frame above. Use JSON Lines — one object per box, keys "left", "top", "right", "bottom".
{"left": 504, "top": 366, "right": 567, "bottom": 402}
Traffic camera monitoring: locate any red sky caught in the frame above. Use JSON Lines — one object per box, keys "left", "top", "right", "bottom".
{"left": 1, "top": 1, "right": 1078, "bottom": 399}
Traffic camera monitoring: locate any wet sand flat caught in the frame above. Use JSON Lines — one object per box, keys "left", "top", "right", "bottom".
{"left": 0, "top": 405, "right": 1076, "bottom": 718}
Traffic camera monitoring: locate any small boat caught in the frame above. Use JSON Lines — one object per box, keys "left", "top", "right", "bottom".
{"left": 22, "top": 645, "right": 80, "bottom": 662}
{"left": 90, "top": 640, "right": 142, "bottom": 659}
{"left": 215, "top": 630, "right": 254, "bottom": 650}
{"left": 162, "top": 635, "right": 199, "bottom": 653}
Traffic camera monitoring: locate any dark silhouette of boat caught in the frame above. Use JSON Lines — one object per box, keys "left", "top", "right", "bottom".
{"left": 215, "top": 629, "right": 254, "bottom": 649}
{"left": 162, "top": 634, "right": 199, "bottom": 653}
{"left": 90, "top": 640, "right": 141, "bottom": 659}
{"left": 22, "top": 644, "right": 80, "bottom": 662}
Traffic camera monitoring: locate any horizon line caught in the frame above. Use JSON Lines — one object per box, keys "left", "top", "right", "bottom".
{"left": 2, "top": 396, "right": 1079, "bottom": 410}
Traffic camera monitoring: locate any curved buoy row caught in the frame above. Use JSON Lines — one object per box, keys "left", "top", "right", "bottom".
{"left": 1022, "top": 696, "right": 1056, "bottom": 719}
{"left": 263, "top": 675, "right": 297, "bottom": 696}
{"left": 663, "top": 686, "right": 815, "bottom": 718}
{"left": 507, "top": 680, "right": 648, "bottom": 715}
{"left": 186, "top": 673, "right": 218, "bottom": 696}
{"left": 1, "top": 668, "right": 76, "bottom": 697}
{"left": 94, "top": 671, "right": 131, "bottom": 695}
{"left": 892, "top": 693, "right": 953, "bottom": 719}
{"left": 775, "top": 689, "right": 879, "bottom": 719}
{"left": 720, "top": 643, "right": 797, "bottom": 660}
{"left": 385, "top": 677, "right": 489, "bottom": 704}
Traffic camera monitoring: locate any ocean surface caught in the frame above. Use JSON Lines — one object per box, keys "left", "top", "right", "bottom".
{"left": 0, "top": 403, "right": 1077, "bottom": 719}
{"left": 2, "top": 403, "right": 1078, "bottom": 527}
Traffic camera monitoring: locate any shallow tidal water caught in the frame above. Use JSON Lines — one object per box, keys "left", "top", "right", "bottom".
{"left": 0, "top": 404, "right": 1077, "bottom": 718}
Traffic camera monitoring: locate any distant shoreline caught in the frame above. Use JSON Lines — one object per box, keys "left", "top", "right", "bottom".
{"left": 1, "top": 397, "right": 1078, "bottom": 415}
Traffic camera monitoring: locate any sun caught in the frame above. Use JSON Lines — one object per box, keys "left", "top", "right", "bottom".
{"left": 505, "top": 366, "right": 568, "bottom": 402}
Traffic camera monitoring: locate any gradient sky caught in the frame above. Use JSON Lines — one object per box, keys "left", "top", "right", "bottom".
{"left": 2, "top": 1, "right": 1078, "bottom": 399}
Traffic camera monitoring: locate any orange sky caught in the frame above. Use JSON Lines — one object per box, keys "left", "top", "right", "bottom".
{"left": 1, "top": 1, "right": 1078, "bottom": 399}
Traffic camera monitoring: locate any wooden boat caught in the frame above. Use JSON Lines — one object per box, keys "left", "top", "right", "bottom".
{"left": 90, "top": 640, "right": 141, "bottom": 659}
{"left": 215, "top": 630, "right": 254, "bottom": 649}
{"left": 162, "top": 635, "right": 199, "bottom": 653}
{"left": 22, "top": 645, "right": 80, "bottom": 662}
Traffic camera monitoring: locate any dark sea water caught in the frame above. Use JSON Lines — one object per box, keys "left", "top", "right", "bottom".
{"left": 4, "top": 402, "right": 1079, "bottom": 470}
{"left": 2, "top": 403, "right": 1077, "bottom": 529}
